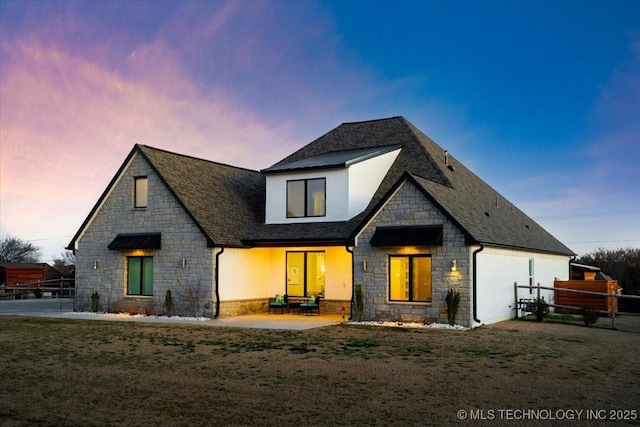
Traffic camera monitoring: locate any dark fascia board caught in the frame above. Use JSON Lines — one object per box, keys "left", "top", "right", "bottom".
{"left": 261, "top": 145, "right": 402, "bottom": 175}
{"left": 135, "top": 146, "right": 216, "bottom": 248}
{"left": 243, "top": 238, "right": 347, "bottom": 248}
{"left": 261, "top": 164, "right": 346, "bottom": 175}
{"left": 348, "top": 171, "right": 477, "bottom": 246}
{"left": 67, "top": 145, "right": 140, "bottom": 251}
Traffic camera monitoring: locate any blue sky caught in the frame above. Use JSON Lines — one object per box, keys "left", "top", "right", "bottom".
{"left": 1, "top": 0, "right": 639, "bottom": 263}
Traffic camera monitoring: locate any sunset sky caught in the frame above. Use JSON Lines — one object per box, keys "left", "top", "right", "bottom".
{"left": 1, "top": 0, "right": 639, "bottom": 264}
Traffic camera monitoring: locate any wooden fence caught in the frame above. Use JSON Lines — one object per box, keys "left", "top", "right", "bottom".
{"left": 553, "top": 280, "right": 619, "bottom": 314}
{"left": 514, "top": 282, "right": 640, "bottom": 332}
{"left": 1, "top": 278, "right": 75, "bottom": 299}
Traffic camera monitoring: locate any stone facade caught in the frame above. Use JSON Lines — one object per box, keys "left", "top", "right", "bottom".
{"left": 219, "top": 298, "right": 350, "bottom": 317}
{"left": 353, "top": 181, "right": 472, "bottom": 326}
{"left": 74, "top": 153, "right": 216, "bottom": 317}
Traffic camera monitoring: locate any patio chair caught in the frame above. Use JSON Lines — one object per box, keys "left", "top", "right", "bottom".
{"left": 268, "top": 294, "right": 288, "bottom": 314}
{"left": 299, "top": 295, "right": 320, "bottom": 315}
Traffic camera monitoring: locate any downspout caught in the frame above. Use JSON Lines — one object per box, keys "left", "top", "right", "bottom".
{"left": 472, "top": 244, "right": 485, "bottom": 324}
{"left": 569, "top": 255, "right": 576, "bottom": 280}
{"left": 213, "top": 247, "right": 225, "bottom": 319}
{"left": 346, "top": 245, "right": 354, "bottom": 321}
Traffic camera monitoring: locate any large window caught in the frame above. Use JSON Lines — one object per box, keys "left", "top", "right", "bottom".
{"left": 286, "top": 251, "right": 325, "bottom": 297}
{"left": 286, "top": 178, "right": 325, "bottom": 218}
{"left": 134, "top": 176, "right": 148, "bottom": 208}
{"left": 389, "top": 255, "right": 432, "bottom": 302}
{"left": 127, "top": 256, "right": 153, "bottom": 296}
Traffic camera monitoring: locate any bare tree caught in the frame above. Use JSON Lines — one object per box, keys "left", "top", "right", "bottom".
{"left": 0, "top": 235, "right": 41, "bottom": 263}
{"left": 176, "top": 278, "right": 209, "bottom": 318}
{"left": 53, "top": 251, "right": 75, "bottom": 274}
{"left": 578, "top": 248, "right": 639, "bottom": 291}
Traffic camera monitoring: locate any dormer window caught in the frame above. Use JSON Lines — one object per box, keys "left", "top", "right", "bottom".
{"left": 287, "top": 178, "right": 325, "bottom": 218}
{"left": 134, "top": 176, "right": 148, "bottom": 208}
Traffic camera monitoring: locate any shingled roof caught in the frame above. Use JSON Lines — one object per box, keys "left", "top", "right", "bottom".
{"left": 249, "top": 116, "right": 573, "bottom": 255}
{"left": 69, "top": 117, "right": 573, "bottom": 255}
{"left": 68, "top": 145, "right": 265, "bottom": 249}
{"left": 137, "top": 146, "right": 264, "bottom": 247}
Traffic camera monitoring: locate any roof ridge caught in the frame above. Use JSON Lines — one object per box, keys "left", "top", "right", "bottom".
{"left": 340, "top": 116, "right": 404, "bottom": 126}
{"left": 398, "top": 118, "right": 453, "bottom": 188}
{"left": 137, "top": 144, "right": 260, "bottom": 174}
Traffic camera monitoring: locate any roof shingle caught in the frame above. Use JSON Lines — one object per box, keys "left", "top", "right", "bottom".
{"left": 69, "top": 116, "right": 573, "bottom": 255}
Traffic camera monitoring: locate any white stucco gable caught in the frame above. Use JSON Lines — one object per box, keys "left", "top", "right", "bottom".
{"left": 264, "top": 147, "right": 400, "bottom": 224}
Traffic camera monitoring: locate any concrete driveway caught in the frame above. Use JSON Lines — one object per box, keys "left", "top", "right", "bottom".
{"left": 0, "top": 298, "right": 73, "bottom": 315}
{"left": 0, "top": 299, "right": 345, "bottom": 330}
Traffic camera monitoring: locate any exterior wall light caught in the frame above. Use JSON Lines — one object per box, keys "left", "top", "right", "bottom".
{"left": 451, "top": 259, "right": 457, "bottom": 272}
{"left": 93, "top": 260, "right": 99, "bottom": 270}
{"left": 182, "top": 258, "right": 188, "bottom": 269}
{"left": 363, "top": 259, "right": 368, "bottom": 272}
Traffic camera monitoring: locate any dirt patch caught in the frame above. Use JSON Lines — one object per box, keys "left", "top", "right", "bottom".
{"left": 0, "top": 317, "right": 638, "bottom": 426}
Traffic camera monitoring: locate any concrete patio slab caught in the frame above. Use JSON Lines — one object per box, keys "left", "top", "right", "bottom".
{"left": 0, "top": 299, "right": 345, "bottom": 330}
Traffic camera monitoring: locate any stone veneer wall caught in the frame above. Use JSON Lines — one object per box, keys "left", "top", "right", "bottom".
{"left": 353, "top": 181, "right": 472, "bottom": 326}
{"left": 74, "top": 153, "right": 215, "bottom": 317}
{"left": 219, "top": 298, "right": 351, "bottom": 317}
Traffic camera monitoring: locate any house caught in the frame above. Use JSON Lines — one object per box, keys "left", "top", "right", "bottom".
{"left": 0, "top": 262, "right": 46, "bottom": 294}
{"left": 67, "top": 116, "right": 574, "bottom": 326}
{"left": 570, "top": 262, "right": 613, "bottom": 281}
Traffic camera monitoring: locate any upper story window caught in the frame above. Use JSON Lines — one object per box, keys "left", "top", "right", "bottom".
{"left": 134, "top": 176, "right": 148, "bottom": 208}
{"left": 286, "top": 178, "right": 325, "bottom": 218}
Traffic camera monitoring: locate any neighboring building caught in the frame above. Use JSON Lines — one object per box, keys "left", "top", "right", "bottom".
{"left": 570, "top": 262, "right": 613, "bottom": 281}
{"left": 0, "top": 262, "right": 46, "bottom": 292}
{"left": 67, "top": 117, "right": 574, "bottom": 326}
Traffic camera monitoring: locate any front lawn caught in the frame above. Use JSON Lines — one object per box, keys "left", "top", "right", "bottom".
{"left": 1, "top": 317, "right": 638, "bottom": 426}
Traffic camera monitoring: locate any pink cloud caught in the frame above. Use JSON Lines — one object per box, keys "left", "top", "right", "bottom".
{"left": 0, "top": 36, "right": 299, "bottom": 262}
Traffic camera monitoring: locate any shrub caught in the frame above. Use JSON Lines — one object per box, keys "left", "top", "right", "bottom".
{"left": 33, "top": 288, "right": 43, "bottom": 299}
{"left": 531, "top": 296, "right": 550, "bottom": 322}
{"left": 91, "top": 292, "right": 100, "bottom": 313}
{"left": 176, "top": 279, "right": 207, "bottom": 317}
{"left": 446, "top": 289, "right": 460, "bottom": 325}
{"left": 165, "top": 290, "right": 174, "bottom": 317}
{"left": 579, "top": 306, "right": 600, "bottom": 327}
{"left": 111, "top": 300, "right": 124, "bottom": 314}
{"left": 127, "top": 300, "right": 140, "bottom": 315}
{"left": 144, "top": 300, "right": 159, "bottom": 316}
{"left": 354, "top": 284, "right": 364, "bottom": 322}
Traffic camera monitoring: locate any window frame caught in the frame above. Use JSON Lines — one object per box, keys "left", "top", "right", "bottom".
{"left": 285, "top": 251, "right": 325, "bottom": 297}
{"left": 388, "top": 254, "right": 432, "bottom": 303}
{"left": 286, "top": 178, "right": 326, "bottom": 218}
{"left": 528, "top": 258, "right": 534, "bottom": 295}
{"left": 134, "top": 176, "right": 148, "bottom": 209}
{"left": 127, "top": 256, "right": 154, "bottom": 296}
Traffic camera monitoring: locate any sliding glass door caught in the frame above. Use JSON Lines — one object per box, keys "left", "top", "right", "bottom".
{"left": 286, "top": 251, "right": 325, "bottom": 297}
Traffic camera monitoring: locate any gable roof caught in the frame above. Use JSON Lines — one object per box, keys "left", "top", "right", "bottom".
{"left": 69, "top": 117, "right": 573, "bottom": 256}
{"left": 252, "top": 116, "right": 573, "bottom": 255}
{"left": 138, "top": 145, "right": 264, "bottom": 247}
{"left": 68, "top": 145, "right": 264, "bottom": 249}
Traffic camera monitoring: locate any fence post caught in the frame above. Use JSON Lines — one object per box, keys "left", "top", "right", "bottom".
{"left": 537, "top": 282, "right": 541, "bottom": 301}
{"left": 513, "top": 282, "right": 520, "bottom": 319}
{"left": 611, "top": 290, "right": 616, "bottom": 330}
{"left": 59, "top": 277, "right": 64, "bottom": 298}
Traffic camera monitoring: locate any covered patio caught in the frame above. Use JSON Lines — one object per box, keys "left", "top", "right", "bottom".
{"left": 0, "top": 299, "right": 345, "bottom": 330}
